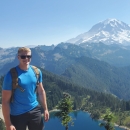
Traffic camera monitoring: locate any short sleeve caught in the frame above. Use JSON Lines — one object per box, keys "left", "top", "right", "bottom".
{"left": 38, "top": 69, "right": 42, "bottom": 83}
{"left": 2, "top": 71, "right": 12, "bottom": 90}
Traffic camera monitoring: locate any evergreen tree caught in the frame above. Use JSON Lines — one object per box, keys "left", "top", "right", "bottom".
{"left": 55, "top": 92, "right": 74, "bottom": 130}
{"left": 99, "top": 109, "right": 115, "bottom": 130}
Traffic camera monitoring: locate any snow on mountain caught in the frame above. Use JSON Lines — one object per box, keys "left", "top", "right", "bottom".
{"left": 66, "top": 18, "right": 130, "bottom": 45}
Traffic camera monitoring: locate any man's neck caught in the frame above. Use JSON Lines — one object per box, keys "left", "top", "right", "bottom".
{"left": 18, "top": 64, "right": 29, "bottom": 71}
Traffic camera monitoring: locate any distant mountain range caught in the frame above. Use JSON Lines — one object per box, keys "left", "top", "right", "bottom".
{"left": 2, "top": 42, "right": 130, "bottom": 74}
{"left": 66, "top": 18, "right": 130, "bottom": 46}
{"left": 1, "top": 18, "right": 130, "bottom": 100}
{"left": 0, "top": 47, "right": 19, "bottom": 69}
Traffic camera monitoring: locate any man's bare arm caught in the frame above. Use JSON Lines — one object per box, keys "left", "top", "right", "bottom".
{"left": 2, "top": 90, "right": 16, "bottom": 130}
{"left": 37, "top": 83, "right": 49, "bottom": 121}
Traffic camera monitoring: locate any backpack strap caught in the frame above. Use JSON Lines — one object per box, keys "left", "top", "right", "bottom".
{"left": 10, "top": 67, "right": 25, "bottom": 102}
{"left": 31, "top": 65, "right": 40, "bottom": 90}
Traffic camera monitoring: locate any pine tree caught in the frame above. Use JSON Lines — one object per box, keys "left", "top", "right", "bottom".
{"left": 99, "top": 109, "right": 115, "bottom": 130}
{"left": 55, "top": 92, "right": 74, "bottom": 130}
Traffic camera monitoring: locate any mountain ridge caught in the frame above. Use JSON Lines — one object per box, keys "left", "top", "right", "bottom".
{"left": 66, "top": 18, "right": 130, "bottom": 45}
{"left": 62, "top": 56, "right": 130, "bottom": 100}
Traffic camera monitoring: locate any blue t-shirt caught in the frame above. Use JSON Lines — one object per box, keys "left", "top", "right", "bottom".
{"left": 2, "top": 65, "right": 42, "bottom": 115}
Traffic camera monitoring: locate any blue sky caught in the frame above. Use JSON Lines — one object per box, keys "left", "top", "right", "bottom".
{"left": 0, "top": 0, "right": 130, "bottom": 48}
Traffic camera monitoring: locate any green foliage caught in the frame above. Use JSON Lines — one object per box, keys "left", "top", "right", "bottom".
{"left": 0, "top": 118, "right": 6, "bottom": 130}
{"left": 99, "top": 109, "right": 115, "bottom": 130}
{"left": 55, "top": 93, "right": 74, "bottom": 130}
{"left": 90, "top": 110, "right": 101, "bottom": 120}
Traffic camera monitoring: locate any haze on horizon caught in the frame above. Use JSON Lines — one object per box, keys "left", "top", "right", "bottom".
{"left": 0, "top": 0, "right": 130, "bottom": 48}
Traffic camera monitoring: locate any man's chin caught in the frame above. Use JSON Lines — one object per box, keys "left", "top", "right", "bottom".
{"left": 23, "top": 62, "right": 30, "bottom": 65}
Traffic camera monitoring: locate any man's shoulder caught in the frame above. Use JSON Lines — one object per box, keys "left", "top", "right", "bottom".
{"left": 10, "top": 66, "right": 18, "bottom": 72}
{"left": 30, "top": 65, "right": 41, "bottom": 73}
{"left": 5, "top": 66, "right": 17, "bottom": 77}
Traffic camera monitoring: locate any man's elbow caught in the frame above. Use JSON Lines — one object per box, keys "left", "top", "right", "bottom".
{"left": 38, "top": 89, "right": 46, "bottom": 96}
{"left": 2, "top": 98, "right": 10, "bottom": 105}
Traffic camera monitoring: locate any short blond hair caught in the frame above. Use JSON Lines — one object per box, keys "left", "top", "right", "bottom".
{"left": 18, "top": 47, "right": 31, "bottom": 54}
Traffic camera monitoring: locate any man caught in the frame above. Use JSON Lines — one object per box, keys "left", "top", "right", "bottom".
{"left": 2, "top": 47, "right": 49, "bottom": 130}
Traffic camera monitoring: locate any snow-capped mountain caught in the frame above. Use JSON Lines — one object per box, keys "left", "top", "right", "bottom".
{"left": 66, "top": 18, "right": 130, "bottom": 45}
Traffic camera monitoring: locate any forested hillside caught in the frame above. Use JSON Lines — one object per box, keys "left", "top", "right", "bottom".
{"left": 40, "top": 69, "right": 130, "bottom": 111}
{"left": 62, "top": 56, "right": 130, "bottom": 100}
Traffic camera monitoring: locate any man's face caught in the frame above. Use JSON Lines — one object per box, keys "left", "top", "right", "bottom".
{"left": 18, "top": 51, "right": 32, "bottom": 66}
